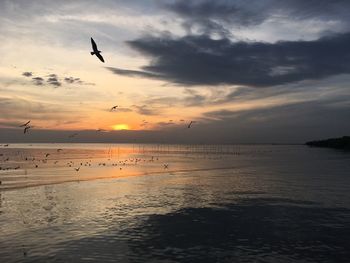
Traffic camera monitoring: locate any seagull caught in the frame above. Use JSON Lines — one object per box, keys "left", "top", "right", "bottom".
{"left": 110, "top": 105, "right": 118, "bottom": 111}
{"left": 45, "top": 153, "right": 50, "bottom": 158}
{"left": 75, "top": 167, "right": 80, "bottom": 172}
{"left": 57, "top": 149, "right": 62, "bottom": 152}
{"left": 90, "top": 37, "right": 104, "bottom": 63}
{"left": 19, "top": 121, "right": 30, "bottom": 127}
{"left": 24, "top": 126, "right": 31, "bottom": 134}
{"left": 188, "top": 121, "right": 196, "bottom": 128}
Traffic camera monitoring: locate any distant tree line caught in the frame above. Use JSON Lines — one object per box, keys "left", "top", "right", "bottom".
{"left": 306, "top": 136, "right": 350, "bottom": 150}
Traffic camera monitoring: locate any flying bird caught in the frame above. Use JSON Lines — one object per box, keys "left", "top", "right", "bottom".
{"left": 24, "top": 126, "right": 31, "bottom": 134}
{"left": 90, "top": 38, "right": 104, "bottom": 63}
{"left": 188, "top": 121, "right": 196, "bottom": 128}
{"left": 19, "top": 121, "right": 30, "bottom": 127}
{"left": 110, "top": 105, "right": 118, "bottom": 111}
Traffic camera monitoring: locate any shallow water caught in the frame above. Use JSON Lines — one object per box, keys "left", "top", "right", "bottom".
{"left": 0, "top": 144, "right": 349, "bottom": 262}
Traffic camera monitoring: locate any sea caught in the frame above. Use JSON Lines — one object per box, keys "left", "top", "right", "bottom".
{"left": 0, "top": 143, "right": 349, "bottom": 262}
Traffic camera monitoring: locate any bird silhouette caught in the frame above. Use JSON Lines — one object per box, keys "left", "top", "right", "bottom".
{"left": 24, "top": 126, "right": 31, "bottom": 134}
{"left": 110, "top": 105, "right": 118, "bottom": 111}
{"left": 19, "top": 121, "right": 30, "bottom": 127}
{"left": 90, "top": 38, "right": 104, "bottom": 63}
{"left": 188, "top": 121, "right": 196, "bottom": 128}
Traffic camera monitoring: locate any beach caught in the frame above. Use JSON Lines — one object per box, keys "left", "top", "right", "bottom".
{"left": 1, "top": 144, "right": 350, "bottom": 262}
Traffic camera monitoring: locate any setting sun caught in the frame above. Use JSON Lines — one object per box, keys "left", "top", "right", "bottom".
{"left": 112, "top": 124, "right": 130, "bottom": 130}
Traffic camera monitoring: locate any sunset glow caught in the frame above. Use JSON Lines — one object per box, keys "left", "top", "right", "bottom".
{"left": 112, "top": 124, "right": 130, "bottom": 130}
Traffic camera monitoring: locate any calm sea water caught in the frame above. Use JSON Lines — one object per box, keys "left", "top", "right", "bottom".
{"left": 0, "top": 144, "right": 349, "bottom": 262}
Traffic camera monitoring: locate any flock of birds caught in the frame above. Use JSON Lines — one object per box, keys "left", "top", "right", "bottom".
{"left": 0, "top": 147, "right": 166, "bottom": 169}
{"left": 0, "top": 144, "right": 175, "bottom": 188}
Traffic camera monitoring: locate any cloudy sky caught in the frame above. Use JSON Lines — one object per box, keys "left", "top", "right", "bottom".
{"left": 0, "top": 0, "right": 349, "bottom": 143}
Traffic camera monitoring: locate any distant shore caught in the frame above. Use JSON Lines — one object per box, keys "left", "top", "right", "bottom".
{"left": 305, "top": 136, "right": 350, "bottom": 150}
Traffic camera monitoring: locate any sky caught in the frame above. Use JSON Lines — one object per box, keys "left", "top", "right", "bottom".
{"left": 0, "top": 0, "right": 349, "bottom": 144}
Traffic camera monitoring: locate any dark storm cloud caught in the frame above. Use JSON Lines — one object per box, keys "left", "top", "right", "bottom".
{"left": 163, "top": 0, "right": 266, "bottom": 27}
{"left": 164, "top": 0, "right": 350, "bottom": 28}
{"left": 110, "top": 32, "right": 350, "bottom": 87}
{"left": 22, "top": 72, "right": 33, "bottom": 77}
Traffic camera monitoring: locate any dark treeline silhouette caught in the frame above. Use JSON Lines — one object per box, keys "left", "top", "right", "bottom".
{"left": 306, "top": 136, "right": 350, "bottom": 150}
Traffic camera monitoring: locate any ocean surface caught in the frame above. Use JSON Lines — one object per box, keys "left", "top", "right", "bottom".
{"left": 0, "top": 143, "right": 349, "bottom": 262}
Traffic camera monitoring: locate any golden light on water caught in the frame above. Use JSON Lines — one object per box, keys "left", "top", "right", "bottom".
{"left": 112, "top": 124, "right": 130, "bottom": 130}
